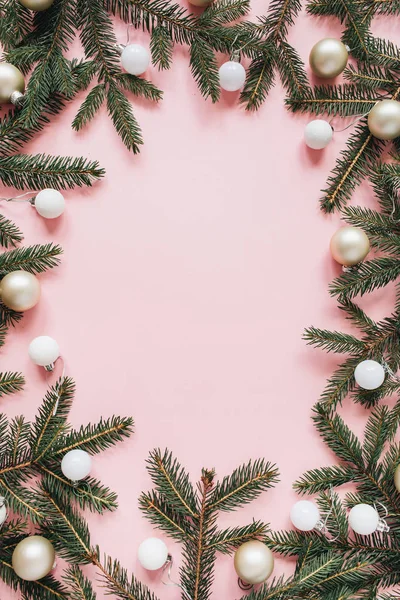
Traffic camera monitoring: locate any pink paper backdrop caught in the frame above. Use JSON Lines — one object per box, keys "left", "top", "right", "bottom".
{"left": 1, "top": 4, "right": 398, "bottom": 598}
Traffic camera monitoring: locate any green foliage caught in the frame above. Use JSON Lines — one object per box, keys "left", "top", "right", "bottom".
{"left": 140, "top": 449, "right": 278, "bottom": 600}
{"left": 0, "top": 378, "right": 144, "bottom": 599}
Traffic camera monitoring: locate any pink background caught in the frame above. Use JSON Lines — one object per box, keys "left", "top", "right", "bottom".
{"left": 1, "top": 4, "right": 398, "bottom": 598}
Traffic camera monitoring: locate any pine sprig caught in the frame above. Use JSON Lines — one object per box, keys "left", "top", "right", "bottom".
{"left": 0, "top": 154, "right": 105, "bottom": 190}
{"left": 0, "top": 372, "right": 25, "bottom": 397}
{"left": 0, "top": 242, "right": 62, "bottom": 274}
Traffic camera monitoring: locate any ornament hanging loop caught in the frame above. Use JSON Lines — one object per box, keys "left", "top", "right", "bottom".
{"left": 238, "top": 578, "right": 253, "bottom": 591}
{"left": 375, "top": 502, "right": 390, "bottom": 533}
{"left": 0, "top": 191, "right": 36, "bottom": 204}
{"left": 162, "top": 555, "right": 193, "bottom": 600}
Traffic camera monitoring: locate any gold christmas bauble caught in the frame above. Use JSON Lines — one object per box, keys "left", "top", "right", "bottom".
{"left": 309, "top": 38, "right": 348, "bottom": 78}
{"left": 188, "top": 0, "right": 213, "bottom": 6}
{"left": 367, "top": 100, "right": 400, "bottom": 140}
{"left": 0, "top": 63, "right": 25, "bottom": 105}
{"left": 234, "top": 540, "right": 274, "bottom": 585}
{"left": 12, "top": 536, "right": 55, "bottom": 581}
{"left": 18, "top": 0, "right": 54, "bottom": 10}
{"left": 330, "top": 226, "right": 370, "bottom": 267}
{"left": 394, "top": 465, "right": 400, "bottom": 492}
{"left": 0, "top": 271, "right": 41, "bottom": 312}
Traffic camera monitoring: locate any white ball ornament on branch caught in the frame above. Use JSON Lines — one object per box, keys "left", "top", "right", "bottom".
{"left": 309, "top": 38, "right": 348, "bottom": 79}
{"left": 12, "top": 536, "right": 55, "bottom": 581}
{"left": 138, "top": 537, "right": 169, "bottom": 571}
{"left": 348, "top": 503, "right": 389, "bottom": 535}
{"left": 0, "top": 63, "right": 25, "bottom": 106}
{"left": 0, "top": 271, "right": 41, "bottom": 312}
{"left": 29, "top": 336, "right": 60, "bottom": 370}
{"left": 354, "top": 359, "right": 385, "bottom": 390}
{"left": 118, "top": 43, "right": 151, "bottom": 76}
{"left": 367, "top": 100, "right": 400, "bottom": 140}
{"left": 34, "top": 189, "right": 65, "bottom": 219}
{"left": 219, "top": 58, "right": 246, "bottom": 92}
{"left": 290, "top": 500, "right": 321, "bottom": 531}
{"left": 304, "top": 120, "right": 333, "bottom": 149}
{"left": 330, "top": 226, "right": 370, "bottom": 267}
{"left": 61, "top": 449, "right": 92, "bottom": 482}
{"left": 234, "top": 540, "right": 274, "bottom": 588}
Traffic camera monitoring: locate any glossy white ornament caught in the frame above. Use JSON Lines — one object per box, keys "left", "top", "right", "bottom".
{"left": 121, "top": 44, "right": 150, "bottom": 76}
{"left": 290, "top": 500, "right": 320, "bottom": 531}
{"left": 61, "top": 449, "right": 92, "bottom": 481}
{"left": 29, "top": 336, "right": 60, "bottom": 367}
{"left": 34, "top": 189, "right": 65, "bottom": 219}
{"left": 234, "top": 540, "right": 274, "bottom": 585}
{"left": 138, "top": 537, "right": 168, "bottom": 570}
{"left": 348, "top": 504, "right": 379, "bottom": 535}
{"left": 218, "top": 61, "right": 246, "bottom": 92}
{"left": 304, "top": 120, "right": 333, "bottom": 149}
{"left": 354, "top": 360, "right": 385, "bottom": 390}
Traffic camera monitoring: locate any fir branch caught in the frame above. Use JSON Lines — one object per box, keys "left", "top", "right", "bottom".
{"left": 204, "top": 521, "right": 268, "bottom": 553}
{"left": 329, "top": 257, "right": 400, "bottom": 298}
{"left": 0, "top": 215, "right": 23, "bottom": 249}
{"left": 0, "top": 372, "right": 25, "bottom": 397}
{"left": 71, "top": 83, "right": 106, "bottom": 131}
{"left": 64, "top": 566, "right": 96, "bottom": 600}
{"left": 107, "top": 83, "right": 143, "bottom": 153}
{"left": 240, "top": 52, "right": 276, "bottom": 111}
{"left": 286, "top": 85, "right": 382, "bottom": 117}
{"left": 303, "top": 327, "right": 365, "bottom": 354}
{"left": 150, "top": 26, "right": 173, "bottom": 70}
{"left": 208, "top": 458, "right": 279, "bottom": 511}
{"left": 145, "top": 448, "right": 198, "bottom": 517}
{"left": 0, "top": 242, "right": 62, "bottom": 275}
{"left": 0, "top": 154, "right": 105, "bottom": 190}
{"left": 189, "top": 37, "right": 220, "bottom": 103}
{"left": 320, "top": 123, "right": 384, "bottom": 212}
{"left": 53, "top": 415, "right": 134, "bottom": 456}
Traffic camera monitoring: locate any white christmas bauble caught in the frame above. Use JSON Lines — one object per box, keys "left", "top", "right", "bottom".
{"left": 290, "top": 500, "right": 320, "bottom": 531}
{"left": 304, "top": 120, "right": 333, "bottom": 150}
{"left": 354, "top": 360, "right": 385, "bottom": 390}
{"left": 34, "top": 189, "right": 65, "bottom": 219}
{"left": 138, "top": 537, "right": 168, "bottom": 570}
{"left": 61, "top": 449, "right": 92, "bottom": 481}
{"left": 218, "top": 61, "right": 246, "bottom": 92}
{"left": 348, "top": 504, "right": 379, "bottom": 535}
{"left": 121, "top": 44, "right": 150, "bottom": 76}
{"left": 0, "top": 497, "right": 7, "bottom": 526}
{"left": 28, "top": 336, "right": 60, "bottom": 367}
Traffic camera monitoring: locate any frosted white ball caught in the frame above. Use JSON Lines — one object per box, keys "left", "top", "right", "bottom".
{"left": 354, "top": 360, "right": 385, "bottom": 390}
{"left": 34, "top": 189, "right": 65, "bottom": 219}
{"left": 218, "top": 61, "right": 246, "bottom": 92}
{"left": 61, "top": 449, "right": 92, "bottom": 481}
{"left": 138, "top": 538, "right": 168, "bottom": 570}
{"left": 28, "top": 336, "right": 60, "bottom": 367}
{"left": 121, "top": 44, "right": 150, "bottom": 76}
{"left": 290, "top": 500, "right": 320, "bottom": 531}
{"left": 348, "top": 504, "right": 379, "bottom": 535}
{"left": 304, "top": 120, "right": 333, "bottom": 150}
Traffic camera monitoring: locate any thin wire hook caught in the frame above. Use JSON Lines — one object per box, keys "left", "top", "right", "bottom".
{"left": 0, "top": 191, "right": 36, "bottom": 204}
{"left": 162, "top": 555, "right": 193, "bottom": 600}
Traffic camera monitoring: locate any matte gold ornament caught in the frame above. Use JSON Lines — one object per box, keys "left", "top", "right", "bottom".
{"left": 234, "top": 540, "right": 274, "bottom": 585}
{"left": 18, "top": 0, "right": 54, "bottom": 10}
{"left": 330, "top": 226, "right": 370, "bottom": 267}
{"left": 12, "top": 536, "right": 55, "bottom": 581}
{"left": 0, "top": 270, "right": 41, "bottom": 312}
{"left": 367, "top": 100, "right": 400, "bottom": 140}
{"left": 395, "top": 465, "right": 400, "bottom": 492}
{"left": 0, "top": 63, "right": 25, "bottom": 105}
{"left": 309, "top": 38, "right": 348, "bottom": 78}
